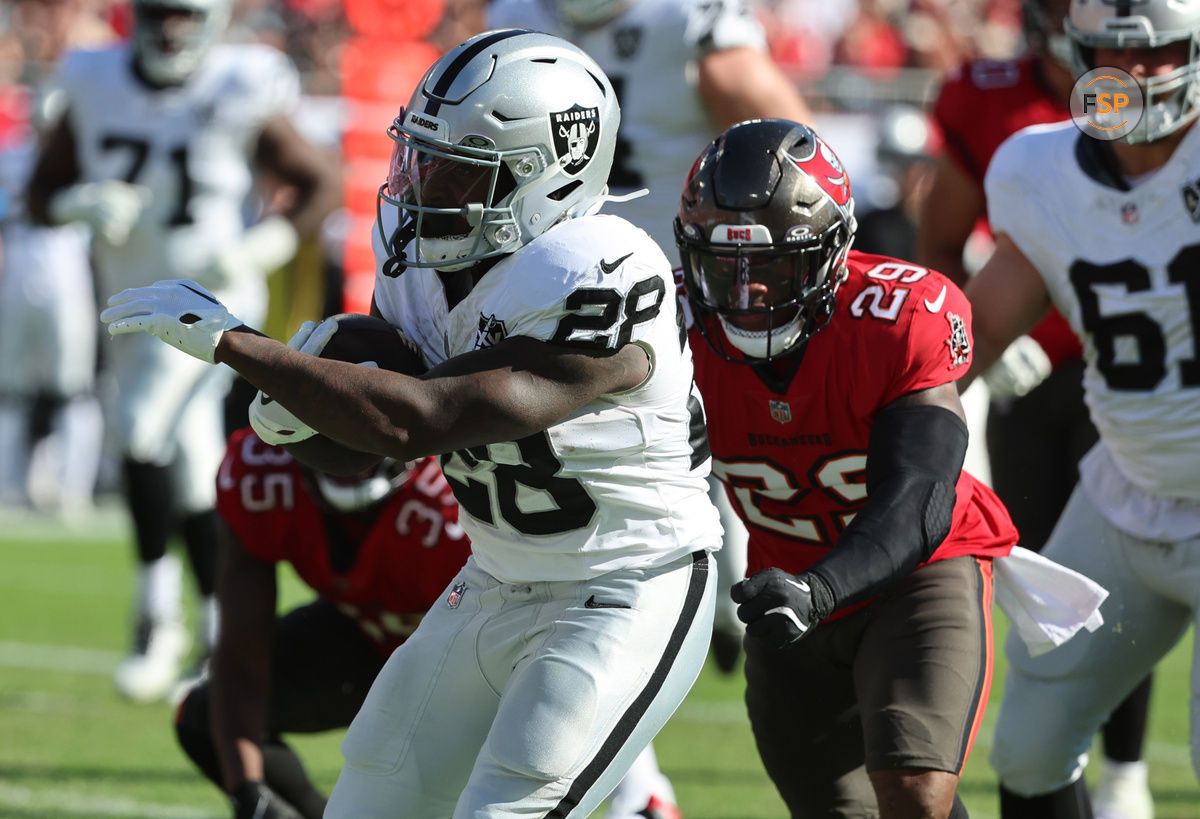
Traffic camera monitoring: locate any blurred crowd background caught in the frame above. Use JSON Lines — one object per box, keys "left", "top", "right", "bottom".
{"left": 0, "top": 0, "right": 1029, "bottom": 514}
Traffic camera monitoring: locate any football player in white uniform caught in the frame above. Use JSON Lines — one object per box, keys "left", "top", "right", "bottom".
{"left": 26, "top": 0, "right": 338, "bottom": 703}
{"left": 0, "top": 90, "right": 103, "bottom": 515}
{"left": 959, "top": 1, "right": 1200, "bottom": 816}
{"left": 487, "top": 0, "right": 813, "bottom": 703}
{"left": 99, "top": 29, "right": 721, "bottom": 819}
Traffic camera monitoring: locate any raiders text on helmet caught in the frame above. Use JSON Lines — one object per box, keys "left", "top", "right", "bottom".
{"left": 378, "top": 29, "right": 620, "bottom": 270}
{"left": 675, "top": 119, "right": 857, "bottom": 362}
{"left": 1066, "top": 0, "right": 1200, "bottom": 142}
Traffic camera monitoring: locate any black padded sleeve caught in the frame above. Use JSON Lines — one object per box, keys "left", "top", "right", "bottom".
{"left": 804, "top": 404, "right": 968, "bottom": 616}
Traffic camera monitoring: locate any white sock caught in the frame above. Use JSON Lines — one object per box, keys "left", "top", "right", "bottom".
{"left": 0, "top": 398, "right": 32, "bottom": 501}
{"left": 606, "top": 744, "right": 675, "bottom": 818}
{"left": 54, "top": 395, "right": 103, "bottom": 506}
{"left": 139, "top": 554, "right": 184, "bottom": 624}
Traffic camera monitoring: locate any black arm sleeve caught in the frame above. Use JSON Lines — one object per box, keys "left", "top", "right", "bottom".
{"left": 803, "top": 403, "right": 968, "bottom": 616}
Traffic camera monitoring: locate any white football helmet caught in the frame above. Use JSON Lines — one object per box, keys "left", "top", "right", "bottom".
{"left": 312, "top": 458, "right": 412, "bottom": 513}
{"left": 550, "top": 0, "right": 633, "bottom": 28}
{"left": 377, "top": 29, "right": 620, "bottom": 271}
{"left": 1066, "top": 0, "right": 1200, "bottom": 142}
{"left": 132, "top": 0, "right": 230, "bottom": 86}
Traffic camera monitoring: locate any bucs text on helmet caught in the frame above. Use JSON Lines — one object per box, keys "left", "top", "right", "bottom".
{"left": 132, "top": 0, "right": 230, "bottom": 86}
{"left": 378, "top": 29, "right": 620, "bottom": 271}
{"left": 675, "top": 119, "right": 856, "bottom": 363}
{"left": 1066, "top": 0, "right": 1200, "bottom": 142}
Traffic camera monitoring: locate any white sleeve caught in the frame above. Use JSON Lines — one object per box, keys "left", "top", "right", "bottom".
{"left": 984, "top": 130, "right": 1041, "bottom": 256}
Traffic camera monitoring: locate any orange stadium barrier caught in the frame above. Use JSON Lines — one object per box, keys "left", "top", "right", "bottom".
{"left": 339, "top": 0, "right": 444, "bottom": 314}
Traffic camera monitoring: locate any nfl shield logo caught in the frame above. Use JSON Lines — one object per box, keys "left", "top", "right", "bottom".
{"left": 446, "top": 582, "right": 467, "bottom": 609}
{"left": 474, "top": 313, "right": 508, "bottom": 350}
{"left": 1182, "top": 179, "right": 1200, "bottom": 223}
{"left": 769, "top": 400, "right": 792, "bottom": 424}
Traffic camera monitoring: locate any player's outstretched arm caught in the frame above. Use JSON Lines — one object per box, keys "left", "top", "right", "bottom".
{"left": 915, "top": 154, "right": 985, "bottom": 288}
{"left": 217, "top": 326, "right": 651, "bottom": 462}
{"left": 959, "top": 232, "right": 1052, "bottom": 391}
{"left": 209, "top": 522, "right": 278, "bottom": 795}
{"left": 732, "top": 383, "right": 968, "bottom": 647}
{"left": 697, "top": 46, "right": 813, "bottom": 130}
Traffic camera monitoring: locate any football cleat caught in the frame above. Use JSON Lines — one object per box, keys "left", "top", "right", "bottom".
{"left": 636, "top": 794, "right": 682, "bottom": 819}
{"left": 1093, "top": 759, "right": 1153, "bottom": 819}
{"left": 113, "top": 617, "right": 191, "bottom": 703}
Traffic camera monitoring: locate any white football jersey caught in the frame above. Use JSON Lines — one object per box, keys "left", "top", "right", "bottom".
{"left": 372, "top": 212, "right": 720, "bottom": 582}
{"left": 487, "top": 0, "right": 766, "bottom": 264}
{"left": 57, "top": 43, "right": 298, "bottom": 306}
{"left": 986, "top": 121, "right": 1200, "bottom": 502}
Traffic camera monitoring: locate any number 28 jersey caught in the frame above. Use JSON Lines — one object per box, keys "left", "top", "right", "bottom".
{"left": 373, "top": 214, "right": 721, "bottom": 583}
{"left": 688, "top": 251, "right": 1017, "bottom": 581}
{"left": 986, "top": 122, "right": 1200, "bottom": 501}
{"left": 57, "top": 43, "right": 298, "bottom": 301}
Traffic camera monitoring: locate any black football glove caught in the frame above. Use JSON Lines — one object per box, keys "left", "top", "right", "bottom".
{"left": 731, "top": 568, "right": 836, "bottom": 649}
{"left": 230, "top": 780, "right": 304, "bottom": 819}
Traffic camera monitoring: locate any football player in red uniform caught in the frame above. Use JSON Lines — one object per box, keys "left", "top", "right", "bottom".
{"left": 174, "top": 428, "right": 470, "bottom": 819}
{"left": 676, "top": 119, "right": 1018, "bottom": 818}
{"left": 919, "top": 2, "right": 1152, "bottom": 812}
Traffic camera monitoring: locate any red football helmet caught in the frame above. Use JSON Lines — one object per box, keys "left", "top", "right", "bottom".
{"left": 675, "top": 119, "right": 856, "bottom": 362}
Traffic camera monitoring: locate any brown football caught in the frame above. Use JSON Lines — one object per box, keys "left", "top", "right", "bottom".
{"left": 281, "top": 313, "right": 426, "bottom": 476}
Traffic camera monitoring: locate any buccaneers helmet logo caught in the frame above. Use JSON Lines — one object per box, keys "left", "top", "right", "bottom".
{"left": 790, "top": 135, "right": 852, "bottom": 208}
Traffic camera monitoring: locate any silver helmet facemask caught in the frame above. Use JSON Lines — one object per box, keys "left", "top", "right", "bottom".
{"left": 1067, "top": 0, "right": 1200, "bottom": 143}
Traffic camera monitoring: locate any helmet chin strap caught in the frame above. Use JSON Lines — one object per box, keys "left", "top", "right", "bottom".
{"left": 719, "top": 312, "right": 806, "bottom": 360}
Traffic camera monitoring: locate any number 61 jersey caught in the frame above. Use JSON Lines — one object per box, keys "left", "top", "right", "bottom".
{"left": 372, "top": 213, "right": 721, "bottom": 582}
{"left": 986, "top": 122, "right": 1200, "bottom": 502}
{"left": 686, "top": 251, "right": 1017, "bottom": 588}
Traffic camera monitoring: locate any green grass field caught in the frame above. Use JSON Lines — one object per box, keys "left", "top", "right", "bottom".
{"left": 0, "top": 505, "right": 1194, "bottom": 818}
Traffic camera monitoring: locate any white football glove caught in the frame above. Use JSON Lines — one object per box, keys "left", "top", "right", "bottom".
{"left": 100, "top": 279, "right": 244, "bottom": 364}
{"left": 248, "top": 318, "right": 340, "bottom": 445}
{"left": 194, "top": 215, "right": 300, "bottom": 290}
{"left": 983, "top": 334, "right": 1053, "bottom": 400}
{"left": 49, "top": 180, "right": 151, "bottom": 245}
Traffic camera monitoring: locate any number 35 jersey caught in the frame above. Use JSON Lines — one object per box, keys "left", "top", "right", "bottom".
{"left": 57, "top": 43, "right": 298, "bottom": 300}
{"left": 373, "top": 214, "right": 721, "bottom": 582}
{"left": 687, "top": 251, "right": 1017, "bottom": 581}
{"left": 217, "top": 428, "right": 472, "bottom": 655}
{"left": 986, "top": 122, "right": 1200, "bottom": 501}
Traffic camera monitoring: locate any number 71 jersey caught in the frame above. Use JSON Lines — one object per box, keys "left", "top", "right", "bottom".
{"left": 372, "top": 213, "right": 721, "bottom": 582}
{"left": 986, "top": 121, "right": 1200, "bottom": 499}
{"left": 57, "top": 43, "right": 299, "bottom": 297}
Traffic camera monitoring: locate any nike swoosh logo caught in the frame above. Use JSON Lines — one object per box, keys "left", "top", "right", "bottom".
{"left": 599, "top": 252, "right": 633, "bottom": 275}
{"left": 584, "top": 595, "right": 630, "bottom": 609}
{"left": 924, "top": 286, "right": 947, "bottom": 313}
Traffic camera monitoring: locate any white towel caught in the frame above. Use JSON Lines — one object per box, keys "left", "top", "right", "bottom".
{"left": 992, "top": 546, "right": 1108, "bottom": 657}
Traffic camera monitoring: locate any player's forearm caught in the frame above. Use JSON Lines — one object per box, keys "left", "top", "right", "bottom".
{"left": 217, "top": 327, "right": 434, "bottom": 459}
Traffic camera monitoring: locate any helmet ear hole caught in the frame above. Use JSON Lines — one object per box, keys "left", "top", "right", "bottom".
{"left": 548, "top": 180, "right": 583, "bottom": 201}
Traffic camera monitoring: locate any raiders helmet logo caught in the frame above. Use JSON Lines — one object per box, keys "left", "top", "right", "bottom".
{"left": 1182, "top": 178, "right": 1200, "bottom": 223}
{"left": 551, "top": 104, "right": 601, "bottom": 176}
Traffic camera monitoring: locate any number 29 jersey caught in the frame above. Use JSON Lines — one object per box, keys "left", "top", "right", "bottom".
{"left": 986, "top": 122, "right": 1200, "bottom": 501}
{"left": 373, "top": 213, "right": 721, "bottom": 583}
{"left": 687, "top": 251, "right": 1017, "bottom": 581}
{"left": 56, "top": 43, "right": 298, "bottom": 302}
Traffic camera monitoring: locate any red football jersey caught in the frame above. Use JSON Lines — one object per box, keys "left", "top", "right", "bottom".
{"left": 932, "top": 56, "right": 1081, "bottom": 368}
{"left": 689, "top": 252, "right": 1018, "bottom": 615}
{"left": 216, "top": 428, "right": 471, "bottom": 655}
